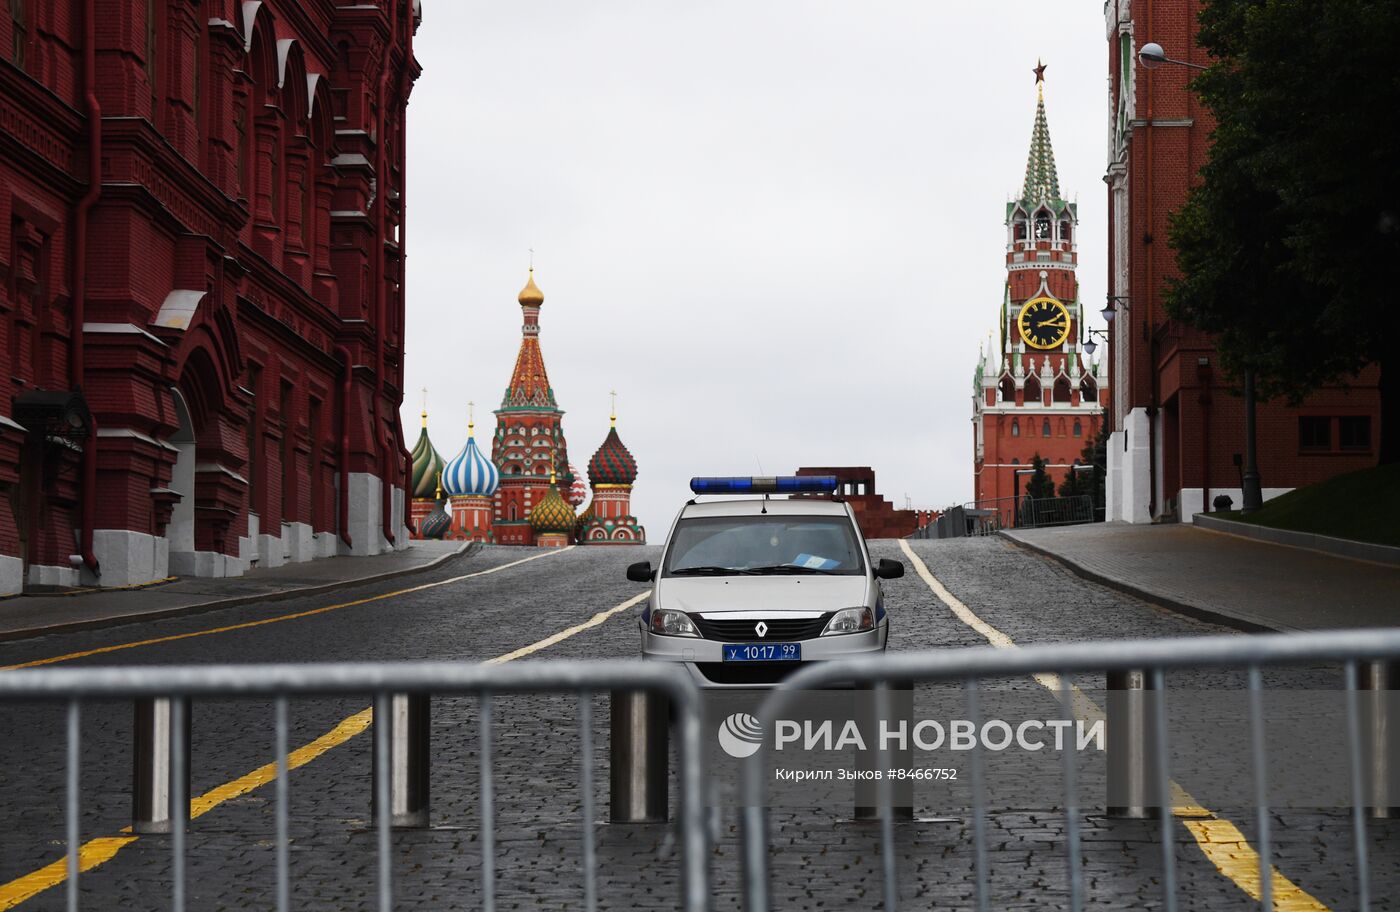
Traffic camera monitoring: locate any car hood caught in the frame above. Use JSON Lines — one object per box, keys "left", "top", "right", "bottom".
{"left": 656, "top": 576, "right": 870, "bottom": 615}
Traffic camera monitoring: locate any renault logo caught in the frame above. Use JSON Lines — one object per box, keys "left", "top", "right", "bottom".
{"left": 755, "top": 621, "right": 768, "bottom": 638}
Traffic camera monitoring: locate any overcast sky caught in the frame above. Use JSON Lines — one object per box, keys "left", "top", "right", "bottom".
{"left": 401, "top": 1, "right": 1109, "bottom": 533}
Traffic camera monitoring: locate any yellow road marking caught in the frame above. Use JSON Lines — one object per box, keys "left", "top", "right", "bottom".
{"left": 0, "top": 837, "right": 137, "bottom": 909}
{"left": 897, "top": 539, "right": 1328, "bottom": 912}
{"left": 4, "top": 547, "right": 572, "bottom": 671}
{"left": 0, "top": 580, "right": 646, "bottom": 910}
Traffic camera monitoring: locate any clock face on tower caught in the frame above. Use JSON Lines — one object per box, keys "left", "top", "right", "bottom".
{"left": 1017, "top": 296, "right": 1071, "bottom": 350}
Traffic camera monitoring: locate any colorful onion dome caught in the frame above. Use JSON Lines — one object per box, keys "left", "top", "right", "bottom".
{"left": 588, "top": 423, "right": 638, "bottom": 486}
{"left": 566, "top": 464, "right": 588, "bottom": 507}
{"left": 419, "top": 500, "right": 452, "bottom": 540}
{"left": 529, "top": 474, "right": 576, "bottom": 534}
{"left": 409, "top": 413, "right": 446, "bottom": 499}
{"left": 518, "top": 268, "right": 545, "bottom": 307}
{"left": 441, "top": 421, "right": 500, "bottom": 497}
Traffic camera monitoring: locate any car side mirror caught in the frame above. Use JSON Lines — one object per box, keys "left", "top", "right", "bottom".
{"left": 626, "top": 561, "right": 654, "bottom": 583}
{"left": 875, "top": 558, "right": 904, "bottom": 580}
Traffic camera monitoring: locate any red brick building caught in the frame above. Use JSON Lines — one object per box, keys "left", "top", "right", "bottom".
{"left": 972, "top": 74, "right": 1108, "bottom": 505}
{"left": 0, "top": 0, "right": 421, "bottom": 594}
{"left": 1103, "top": 0, "right": 1379, "bottom": 522}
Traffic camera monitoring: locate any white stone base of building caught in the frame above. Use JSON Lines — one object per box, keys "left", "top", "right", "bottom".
{"left": 257, "top": 532, "right": 286, "bottom": 568}
{"left": 341, "top": 473, "right": 412, "bottom": 556}
{"left": 1177, "top": 487, "right": 1296, "bottom": 523}
{"left": 28, "top": 563, "right": 81, "bottom": 587}
{"left": 169, "top": 550, "right": 247, "bottom": 578}
{"left": 1106, "top": 408, "right": 1152, "bottom": 523}
{"left": 313, "top": 530, "right": 339, "bottom": 558}
{"left": 83, "top": 529, "right": 171, "bottom": 587}
{"left": 282, "top": 522, "right": 315, "bottom": 562}
{"left": 0, "top": 554, "right": 24, "bottom": 596}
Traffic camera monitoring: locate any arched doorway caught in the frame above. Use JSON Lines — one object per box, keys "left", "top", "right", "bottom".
{"left": 168, "top": 387, "right": 197, "bottom": 558}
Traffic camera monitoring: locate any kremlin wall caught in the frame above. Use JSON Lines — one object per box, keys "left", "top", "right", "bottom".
{"left": 407, "top": 272, "right": 645, "bottom": 547}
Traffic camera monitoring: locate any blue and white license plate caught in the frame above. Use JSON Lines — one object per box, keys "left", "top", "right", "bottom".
{"left": 722, "top": 643, "right": 801, "bottom": 662}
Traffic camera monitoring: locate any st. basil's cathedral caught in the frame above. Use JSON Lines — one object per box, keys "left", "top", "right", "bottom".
{"left": 407, "top": 271, "right": 645, "bottom": 547}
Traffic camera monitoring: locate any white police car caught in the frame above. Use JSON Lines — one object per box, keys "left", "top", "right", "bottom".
{"left": 628, "top": 476, "right": 902, "bottom": 688}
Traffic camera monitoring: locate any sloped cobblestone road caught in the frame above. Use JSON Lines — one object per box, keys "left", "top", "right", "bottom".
{"left": 0, "top": 539, "right": 1395, "bottom": 910}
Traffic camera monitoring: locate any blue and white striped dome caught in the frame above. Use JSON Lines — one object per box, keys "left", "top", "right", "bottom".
{"left": 441, "top": 432, "right": 500, "bottom": 497}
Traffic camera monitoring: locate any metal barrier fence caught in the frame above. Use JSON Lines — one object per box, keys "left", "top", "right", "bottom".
{"left": 0, "top": 660, "right": 710, "bottom": 912}
{"left": 740, "top": 627, "right": 1400, "bottom": 912}
{"left": 909, "top": 495, "right": 1096, "bottom": 539}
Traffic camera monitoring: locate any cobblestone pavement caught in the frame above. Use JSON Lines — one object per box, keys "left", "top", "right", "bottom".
{"left": 0, "top": 539, "right": 1394, "bottom": 910}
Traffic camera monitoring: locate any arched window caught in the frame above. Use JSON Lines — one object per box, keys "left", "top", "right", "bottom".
{"left": 510, "top": 504, "right": 517, "bottom": 521}
{"left": 1010, "top": 419, "right": 1020, "bottom": 438}
{"left": 11, "top": 0, "right": 28, "bottom": 67}
{"left": 1014, "top": 217, "right": 1027, "bottom": 241}
{"left": 999, "top": 377, "right": 1014, "bottom": 402}
{"left": 1011, "top": 457, "right": 1020, "bottom": 465}
{"left": 1025, "top": 376, "right": 1041, "bottom": 404}
{"left": 1053, "top": 377, "right": 1072, "bottom": 402}
{"left": 1059, "top": 220, "right": 1071, "bottom": 242}
{"left": 1034, "top": 211, "right": 1052, "bottom": 240}
{"left": 146, "top": 0, "right": 163, "bottom": 129}
{"left": 1073, "top": 420, "right": 1083, "bottom": 438}
{"left": 1042, "top": 419, "right": 1052, "bottom": 437}
{"left": 193, "top": 9, "right": 205, "bottom": 158}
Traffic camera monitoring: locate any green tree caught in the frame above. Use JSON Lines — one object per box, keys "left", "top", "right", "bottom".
{"left": 1165, "top": 0, "right": 1400, "bottom": 464}
{"left": 1025, "top": 453, "right": 1055, "bottom": 500}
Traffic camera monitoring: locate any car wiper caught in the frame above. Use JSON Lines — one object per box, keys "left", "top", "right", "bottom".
{"left": 668, "top": 565, "right": 756, "bottom": 576}
{"left": 746, "top": 564, "right": 839, "bottom": 575}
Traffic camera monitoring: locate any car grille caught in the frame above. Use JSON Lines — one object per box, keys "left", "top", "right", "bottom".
{"left": 695, "top": 662, "right": 802, "bottom": 686}
{"left": 690, "top": 614, "right": 833, "bottom": 642}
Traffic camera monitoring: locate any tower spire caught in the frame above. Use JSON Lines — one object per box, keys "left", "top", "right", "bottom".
{"left": 502, "top": 270, "right": 557, "bottom": 410}
{"left": 609, "top": 389, "right": 617, "bottom": 428}
{"left": 1021, "top": 61, "right": 1062, "bottom": 205}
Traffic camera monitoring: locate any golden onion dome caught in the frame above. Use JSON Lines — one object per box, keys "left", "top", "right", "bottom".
{"left": 518, "top": 269, "right": 545, "bottom": 307}
{"left": 529, "top": 474, "right": 575, "bottom": 534}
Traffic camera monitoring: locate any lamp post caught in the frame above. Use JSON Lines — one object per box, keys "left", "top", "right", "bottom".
{"left": 1012, "top": 467, "right": 1036, "bottom": 528}
{"left": 1137, "top": 41, "right": 1263, "bottom": 512}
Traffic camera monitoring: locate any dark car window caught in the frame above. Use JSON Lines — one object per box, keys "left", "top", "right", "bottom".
{"left": 663, "top": 515, "right": 865, "bottom": 577}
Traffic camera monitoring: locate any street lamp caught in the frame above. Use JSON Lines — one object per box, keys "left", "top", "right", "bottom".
{"left": 1134, "top": 40, "right": 1262, "bottom": 512}
{"left": 1082, "top": 327, "right": 1109, "bottom": 357}
{"left": 1102, "top": 295, "right": 1130, "bottom": 323}
{"left": 1137, "top": 42, "right": 1208, "bottom": 71}
{"left": 1012, "top": 467, "right": 1036, "bottom": 528}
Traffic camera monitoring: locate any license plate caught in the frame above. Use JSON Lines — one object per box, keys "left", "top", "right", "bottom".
{"left": 722, "top": 643, "right": 801, "bottom": 662}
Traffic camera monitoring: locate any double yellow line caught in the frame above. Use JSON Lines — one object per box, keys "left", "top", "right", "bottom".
{"left": 0, "top": 546, "right": 647, "bottom": 909}
{"left": 897, "top": 539, "right": 1327, "bottom": 911}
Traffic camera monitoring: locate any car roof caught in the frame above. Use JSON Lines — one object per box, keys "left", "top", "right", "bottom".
{"left": 679, "top": 498, "right": 853, "bottom": 519}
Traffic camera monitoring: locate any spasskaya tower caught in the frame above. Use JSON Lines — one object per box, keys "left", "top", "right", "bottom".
{"left": 972, "top": 64, "right": 1108, "bottom": 504}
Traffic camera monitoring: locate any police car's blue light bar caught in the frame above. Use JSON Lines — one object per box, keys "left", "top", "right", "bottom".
{"left": 689, "top": 476, "right": 839, "bottom": 495}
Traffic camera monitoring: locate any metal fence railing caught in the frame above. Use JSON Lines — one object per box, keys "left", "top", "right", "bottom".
{"left": 6, "top": 630, "right": 1399, "bottom": 911}
{"left": 0, "top": 660, "right": 710, "bottom": 912}
{"left": 741, "top": 627, "right": 1400, "bottom": 912}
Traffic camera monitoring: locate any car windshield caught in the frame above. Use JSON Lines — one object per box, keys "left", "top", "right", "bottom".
{"left": 663, "top": 514, "right": 865, "bottom": 577}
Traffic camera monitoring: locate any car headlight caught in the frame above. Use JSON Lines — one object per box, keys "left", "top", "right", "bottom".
{"left": 821, "top": 607, "right": 874, "bottom": 635}
{"left": 650, "top": 608, "right": 699, "bottom": 637}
